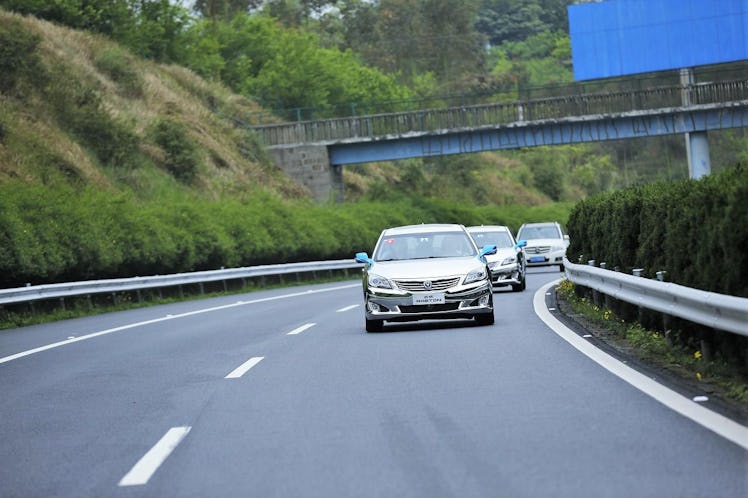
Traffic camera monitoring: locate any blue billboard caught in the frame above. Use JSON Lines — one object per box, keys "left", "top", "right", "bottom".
{"left": 569, "top": 0, "right": 748, "bottom": 80}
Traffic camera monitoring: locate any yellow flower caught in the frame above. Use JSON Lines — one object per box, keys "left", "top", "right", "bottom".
{"left": 694, "top": 351, "right": 702, "bottom": 360}
{"left": 696, "top": 372, "right": 702, "bottom": 381}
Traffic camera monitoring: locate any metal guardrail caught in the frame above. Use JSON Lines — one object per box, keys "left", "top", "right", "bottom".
{"left": 563, "top": 257, "right": 748, "bottom": 337}
{"left": 4, "top": 257, "right": 746, "bottom": 338}
{"left": 251, "top": 79, "right": 748, "bottom": 146}
{"left": 0, "top": 260, "right": 364, "bottom": 307}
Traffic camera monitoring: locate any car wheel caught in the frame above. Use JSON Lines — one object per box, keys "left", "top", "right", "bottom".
{"left": 512, "top": 275, "right": 526, "bottom": 292}
{"left": 559, "top": 263, "right": 565, "bottom": 272}
{"left": 475, "top": 311, "right": 495, "bottom": 326}
{"left": 365, "top": 318, "right": 383, "bottom": 333}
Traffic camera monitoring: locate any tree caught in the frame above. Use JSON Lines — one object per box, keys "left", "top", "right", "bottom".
{"left": 477, "top": 0, "right": 572, "bottom": 47}
{"left": 193, "top": 0, "right": 261, "bottom": 21}
{"left": 341, "top": 0, "right": 485, "bottom": 91}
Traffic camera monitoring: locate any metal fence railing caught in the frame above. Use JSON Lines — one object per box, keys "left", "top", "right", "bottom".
{"left": 0, "top": 260, "right": 364, "bottom": 308}
{"left": 3, "top": 257, "right": 746, "bottom": 339}
{"left": 251, "top": 79, "right": 748, "bottom": 146}
{"left": 563, "top": 257, "right": 748, "bottom": 337}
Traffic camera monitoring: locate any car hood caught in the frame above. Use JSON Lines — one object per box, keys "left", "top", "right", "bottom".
{"left": 484, "top": 248, "right": 517, "bottom": 263}
{"left": 371, "top": 256, "right": 484, "bottom": 279}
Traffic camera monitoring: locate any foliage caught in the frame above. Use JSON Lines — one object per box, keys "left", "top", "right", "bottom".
{"left": 94, "top": 46, "right": 143, "bottom": 97}
{"left": 178, "top": 13, "right": 413, "bottom": 116}
{"left": 150, "top": 118, "right": 201, "bottom": 183}
{"left": 0, "top": 180, "right": 571, "bottom": 287}
{"left": 0, "top": 0, "right": 191, "bottom": 62}
{"left": 47, "top": 68, "right": 141, "bottom": 169}
{"left": 556, "top": 279, "right": 748, "bottom": 406}
{"left": 340, "top": 0, "right": 487, "bottom": 91}
{"left": 0, "top": 16, "right": 45, "bottom": 94}
{"left": 477, "top": 0, "right": 570, "bottom": 46}
{"left": 566, "top": 165, "right": 748, "bottom": 297}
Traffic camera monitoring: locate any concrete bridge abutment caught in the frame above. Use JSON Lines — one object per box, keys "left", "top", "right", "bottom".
{"left": 268, "top": 145, "right": 343, "bottom": 202}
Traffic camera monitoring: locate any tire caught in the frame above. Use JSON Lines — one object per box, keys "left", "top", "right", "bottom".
{"left": 511, "top": 275, "right": 526, "bottom": 292}
{"left": 365, "top": 318, "right": 383, "bottom": 333}
{"left": 475, "top": 311, "right": 495, "bottom": 326}
{"left": 559, "top": 263, "right": 565, "bottom": 272}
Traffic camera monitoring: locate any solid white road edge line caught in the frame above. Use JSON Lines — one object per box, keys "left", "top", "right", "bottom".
{"left": 118, "top": 426, "right": 192, "bottom": 486}
{"left": 225, "top": 356, "right": 264, "bottom": 379}
{"left": 0, "top": 283, "right": 360, "bottom": 365}
{"left": 534, "top": 279, "right": 748, "bottom": 451}
{"left": 287, "top": 323, "right": 316, "bottom": 335}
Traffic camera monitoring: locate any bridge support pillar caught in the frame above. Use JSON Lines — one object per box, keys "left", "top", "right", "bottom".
{"left": 268, "top": 145, "right": 343, "bottom": 202}
{"left": 685, "top": 131, "right": 711, "bottom": 179}
{"left": 680, "top": 68, "right": 711, "bottom": 179}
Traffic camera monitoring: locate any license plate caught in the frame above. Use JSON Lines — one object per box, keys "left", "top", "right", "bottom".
{"left": 530, "top": 256, "right": 546, "bottom": 263}
{"left": 413, "top": 293, "right": 445, "bottom": 305}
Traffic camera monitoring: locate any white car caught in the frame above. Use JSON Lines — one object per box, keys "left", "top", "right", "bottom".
{"left": 516, "top": 222, "right": 569, "bottom": 272}
{"left": 354, "top": 224, "right": 497, "bottom": 332}
{"left": 467, "top": 225, "right": 527, "bottom": 292}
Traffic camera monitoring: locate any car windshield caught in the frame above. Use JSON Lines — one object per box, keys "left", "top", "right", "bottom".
{"left": 518, "top": 225, "right": 561, "bottom": 240}
{"left": 374, "top": 232, "right": 476, "bottom": 261}
{"left": 469, "top": 230, "right": 513, "bottom": 249}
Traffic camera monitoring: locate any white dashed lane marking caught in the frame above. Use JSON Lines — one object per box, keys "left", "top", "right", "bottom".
{"left": 225, "top": 356, "right": 264, "bottom": 379}
{"left": 287, "top": 323, "right": 316, "bottom": 335}
{"left": 118, "top": 426, "right": 191, "bottom": 487}
{"left": 336, "top": 304, "right": 359, "bottom": 312}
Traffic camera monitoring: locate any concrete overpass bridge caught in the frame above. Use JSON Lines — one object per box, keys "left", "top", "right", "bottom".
{"left": 250, "top": 79, "right": 748, "bottom": 201}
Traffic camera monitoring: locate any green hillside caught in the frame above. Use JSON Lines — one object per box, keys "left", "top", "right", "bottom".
{"left": 0, "top": 9, "right": 302, "bottom": 200}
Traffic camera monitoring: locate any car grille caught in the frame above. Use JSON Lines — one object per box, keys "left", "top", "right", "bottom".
{"left": 525, "top": 246, "right": 550, "bottom": 254}
{"left": 393, "top": 277, "right": 461, "bottom": 292}
{"left": 399, "top": 303, "right": 460, "bottom": 313}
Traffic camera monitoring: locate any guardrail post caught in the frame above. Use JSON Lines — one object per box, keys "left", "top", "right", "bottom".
{"left": 588, "top": 260, "right": 602, "bottom": 307}
{"left": 632, "top": 269, "right": 645, "bottom": 323}
{"left": 59, "top": 297, "right": 66, "bottom": 311}
{"left": 599, "top": 263, "right": 615, "bottom": 311}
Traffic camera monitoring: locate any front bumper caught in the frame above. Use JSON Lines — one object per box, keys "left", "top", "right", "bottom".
{"left": 488, "top": 263, "right": 522, "bottom": 287}
{"left": 363, "top": 281, "right": 493, "bottom": 322}
{"left": 525, "top": 249, "right": 565, "bottom": 266}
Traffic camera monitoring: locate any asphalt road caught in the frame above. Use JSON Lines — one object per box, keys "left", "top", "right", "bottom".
{"left": 1, "top": 269, "right": 746, "bottom": 497}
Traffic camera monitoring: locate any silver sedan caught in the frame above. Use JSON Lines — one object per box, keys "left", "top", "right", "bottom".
{"left": 354, "top": 224, "right": 497, "bottom": 333}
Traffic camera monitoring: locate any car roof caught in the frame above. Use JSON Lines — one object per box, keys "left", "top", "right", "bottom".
{"left": 519, "top": 222, "right": 560, "bottom": 228}
{"left": 466, "top": 225, "right": 511, "bottom": 232}
{"left": 380, "top": 224, "right": 467, "bottom": 236}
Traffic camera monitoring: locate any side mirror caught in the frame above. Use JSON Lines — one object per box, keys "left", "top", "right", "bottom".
{"left": 515, "top": 239, "right": 527, "bottom": 249}
{"left": 355, "top": 252, "right": 373, "bottom": 265}
{"left": 563, "top": 234, "right": 570, "bottom": 241}
{"left": 480, "top": 244, "right": 497, "bottom": 256}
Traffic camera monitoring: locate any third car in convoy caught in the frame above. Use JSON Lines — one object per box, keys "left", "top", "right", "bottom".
{"left": 516, "top": 221, "right": 569, "bottom": 272}
{"left": 466, "top": 225, "right": 527, "bottom": 292}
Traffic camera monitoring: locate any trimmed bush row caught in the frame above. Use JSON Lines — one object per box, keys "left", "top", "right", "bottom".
{"left": 0, "top": 183, "right": 572, "bottom": 288}
{"left": 566, "top": 165, "right": 748, "bottom": 298}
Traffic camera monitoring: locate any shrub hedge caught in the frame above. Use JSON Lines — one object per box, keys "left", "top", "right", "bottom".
{"left": 567, "top": 165, "right": 748, "bottom": 298}
{"left": 0, "top": 183, "right": 572, "bottom": 288}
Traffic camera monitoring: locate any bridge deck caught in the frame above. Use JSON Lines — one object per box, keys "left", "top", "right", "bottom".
{"left": 251, "top": 80, "right": 748, "bottom": 148}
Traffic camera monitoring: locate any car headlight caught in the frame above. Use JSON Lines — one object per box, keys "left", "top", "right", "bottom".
{"left": 501, "top": 256, "right": 516, "bottom": 265}
{"left": 487, "top": 261, "right": 499, "bottom": 270}
{"left": 367, "top": 273, "right": 392, "bottom": 289}
{"left": 464, "top": 268, "right": 487, "bottom": 284}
